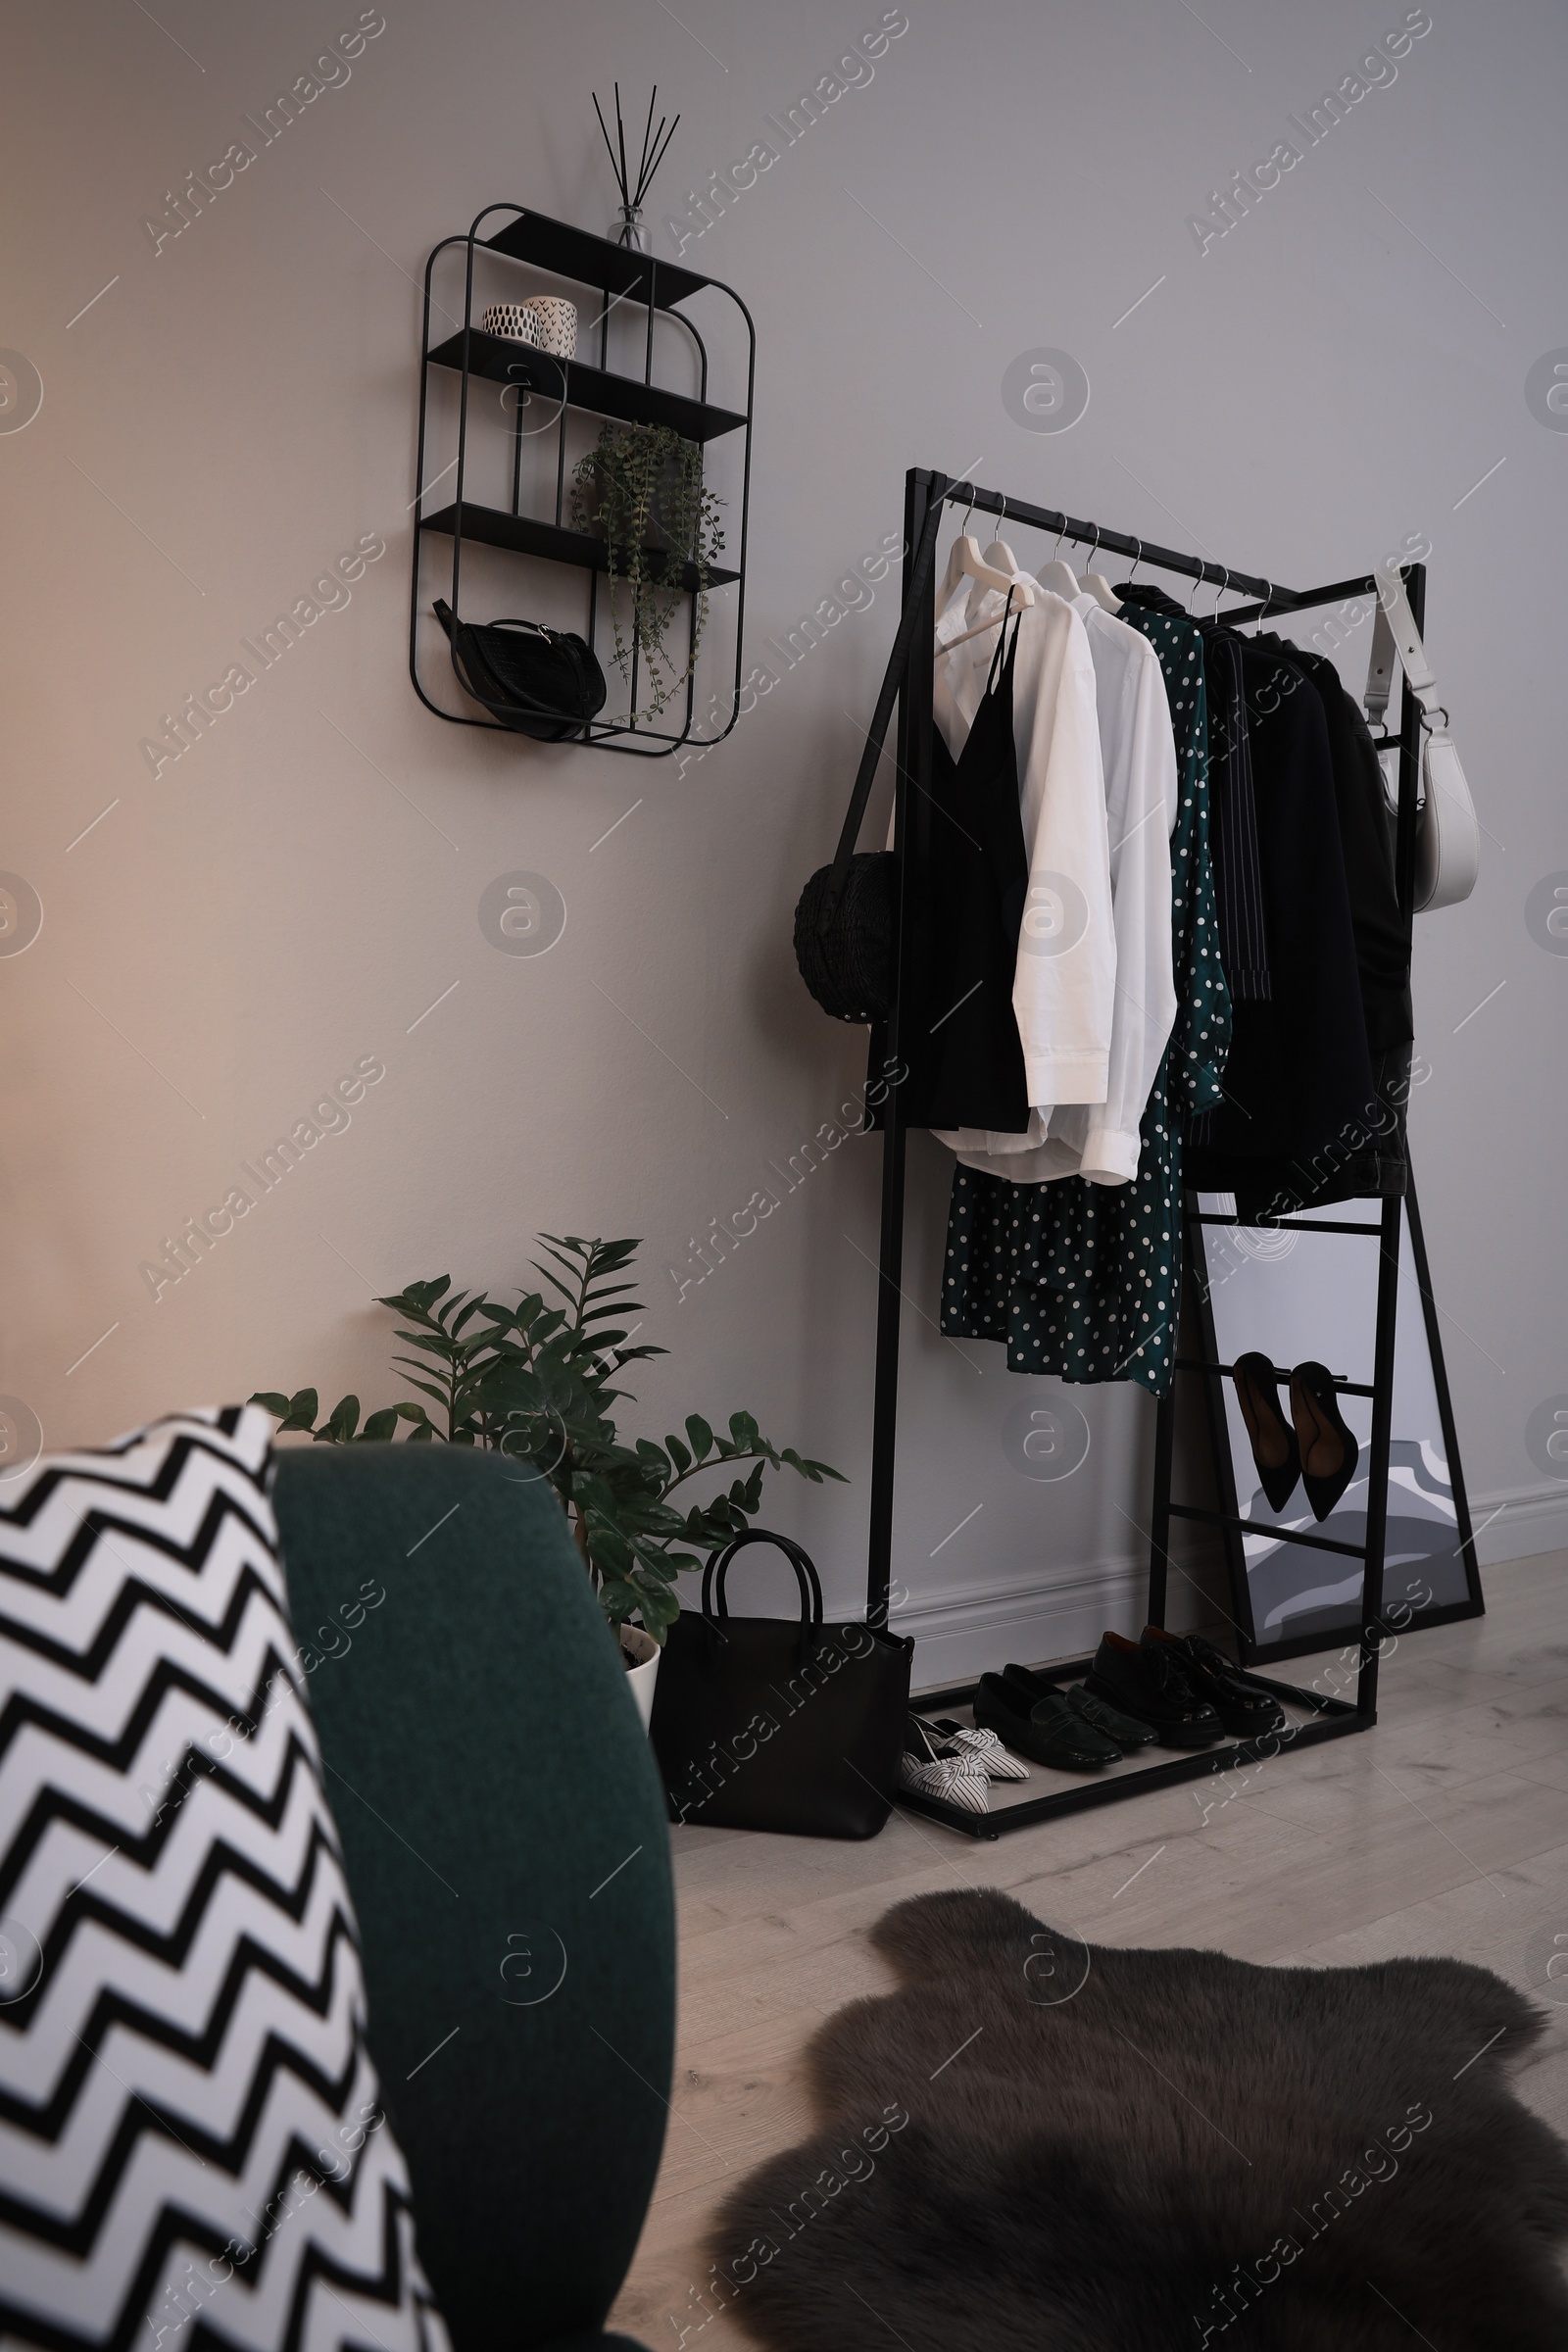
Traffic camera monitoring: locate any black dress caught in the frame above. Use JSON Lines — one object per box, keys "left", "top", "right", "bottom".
{"left": 897, "top": 612, "right": 1032, "bottom": 1135}
{"left": 1183, "top": 633, "right": 1376, "bottom": 1198}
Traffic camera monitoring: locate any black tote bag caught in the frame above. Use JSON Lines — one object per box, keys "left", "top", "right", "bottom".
{"left": 648, "top": 1530, "right": 913, "bottom": 1839}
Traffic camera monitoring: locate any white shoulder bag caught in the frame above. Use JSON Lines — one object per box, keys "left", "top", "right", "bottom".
{"left": 1363, "top": 564, "right": 1479, "bottom": 912}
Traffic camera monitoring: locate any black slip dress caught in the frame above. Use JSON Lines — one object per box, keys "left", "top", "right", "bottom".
{"left": 898, "top": 607, "right": 1032, "bottom": 1135}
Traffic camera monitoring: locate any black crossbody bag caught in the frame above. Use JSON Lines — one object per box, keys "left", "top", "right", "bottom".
{"left": 791, "top": 499, "right": 945, "bottom": 1023}
{"left": 648, "top": 1530, "right": 912, "bottom": 1839}
{"left": 433, "top": 599, "right": 608, "bottom": 742}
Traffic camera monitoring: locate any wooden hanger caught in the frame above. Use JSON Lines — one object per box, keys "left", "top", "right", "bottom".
{"left": 980, "top": 497, "right": 1027, "bottom": 587}
{"left": 938, "top": 493, "right": 1035, "bottom": 650}
{"left": 942, "top": 532, "right": 1034, "bottom": 604}
{"left": 981, "top": 535, "right": 1025, "bottom": 580}
{"left": 1078, "top": 526, "right": 1121, "bottom": 612}
{"left": 941, "top": 577, "right": 1030, "bottom": 653}
{"left": 1036, "top": 518, "right": 1081, "bottom": 602}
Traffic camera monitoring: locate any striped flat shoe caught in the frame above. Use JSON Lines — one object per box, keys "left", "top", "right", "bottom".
{"left": 901, "top": 1717, "right": 990, "bottom": 1812}
{"left": 927, "top": 1715, "right": 1031, "bottom": 1782}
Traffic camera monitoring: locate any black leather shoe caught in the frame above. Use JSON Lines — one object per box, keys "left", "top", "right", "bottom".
{"left": 1003, "top": 1661, "right": 1157, "bottom": 1750}
{"left": 1232, "top": 1351, "right": 1301, "bottom": 1512}
{"left": 973, "top": 1672, "right": 1121, "bottom": 1770}
{"left": 1290, "top": 1361, "right": 1359, "bottom": 1521}
{"left": 1140, "top": 1627, "right": 1286, "bottom": 1738}
{"left": 1084, "top": 1632, "right": 1223, "bottom": 1747}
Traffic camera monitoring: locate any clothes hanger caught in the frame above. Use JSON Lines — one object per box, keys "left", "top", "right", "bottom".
{"left": 939, "top": 575, "right": 1032, "bottom": 652}
{"left": 980, "top": 493, "right": 1026, "bottom": 588}
{"left": 941, "top": 485, "right": 981, "bottom": 598}
{"left": 1036, "top": 514, "right": 1082, "bottom": 602}
{"left": 941, "top": 486, "right": 1035, "bottom": 608}
{"left": 1079, "top": 523, "right": 1122, "bottom": 612}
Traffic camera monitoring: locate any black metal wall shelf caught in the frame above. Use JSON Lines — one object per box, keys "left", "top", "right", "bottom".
{"left": 424, "top": 332, "right": 748, "bottom": 444}
{"left": 421, "top": 504, "right": 741, "bottom": 595}
{"left": 410, "top": 204, "right": 755, "bottom": 758}
{"left": 482, "top": 209, "right": 712, "bottom": 309}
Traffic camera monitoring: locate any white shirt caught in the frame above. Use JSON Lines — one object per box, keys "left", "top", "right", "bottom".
{"left": 956, "top": 593, "right": 1178, "bottom": 1186}
{"left": 923, "top": 574, "right": 1114, "bottom": 1156}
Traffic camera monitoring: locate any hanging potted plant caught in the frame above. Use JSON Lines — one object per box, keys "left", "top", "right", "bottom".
{"left": 570, "top": 423, "right": 724, "bottom": 721}
{"left": 251, "top": 1235, "right": 841, "bottom": 1731}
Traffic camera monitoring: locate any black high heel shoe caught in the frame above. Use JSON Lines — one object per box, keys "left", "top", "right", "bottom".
{"left": 1289, "top": 1360, "right": 1359, "bottom": 1521}
{"left": 1232, "top": 1352, "right": 1301, "bottom": 1512}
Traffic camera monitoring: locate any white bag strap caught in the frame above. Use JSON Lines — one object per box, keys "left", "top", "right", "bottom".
{"left": 1364, "top": 562, "right": 1441, "bottom": 730}
{"left": 1364, "top": 563, "right": 1479, "bottom": 911}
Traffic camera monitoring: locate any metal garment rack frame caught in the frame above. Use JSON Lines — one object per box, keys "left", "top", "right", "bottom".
{"left": 868, "top": 466, "right": 1427, "bottom": 1839}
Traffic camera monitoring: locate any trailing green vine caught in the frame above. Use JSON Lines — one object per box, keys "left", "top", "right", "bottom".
{"left": 570, "top": 422, "right": 724, "bottom": 721}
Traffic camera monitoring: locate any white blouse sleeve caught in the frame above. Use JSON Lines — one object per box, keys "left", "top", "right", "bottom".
{"left": 1063, "top": 620, "right": 1178, "bottom": 1184}
{"left": 1009, "top": 603, "right": 1115, "bottom": 1113}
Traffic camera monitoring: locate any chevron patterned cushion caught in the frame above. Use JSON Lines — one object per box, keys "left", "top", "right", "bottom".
{"left": 0, "top": 1405, "right": 448, "bottom": 2352}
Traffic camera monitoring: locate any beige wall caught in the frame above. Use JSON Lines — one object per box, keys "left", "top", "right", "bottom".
{"left": 3, "top": 0, "right": 1564, "bottom": 1668}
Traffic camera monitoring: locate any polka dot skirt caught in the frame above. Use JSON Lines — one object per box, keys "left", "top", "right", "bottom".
{"left": 940, "top": 608, "right": 1232, "bottom": 1398}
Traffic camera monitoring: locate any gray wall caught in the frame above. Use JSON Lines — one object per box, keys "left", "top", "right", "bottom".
{"left": 2, "top": 0, "right": 1563, "bottom": 1674}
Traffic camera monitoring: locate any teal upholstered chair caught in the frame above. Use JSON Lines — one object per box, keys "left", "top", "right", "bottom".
{"left": 271, "top": 1446, "right": 674, "bottom": 2351}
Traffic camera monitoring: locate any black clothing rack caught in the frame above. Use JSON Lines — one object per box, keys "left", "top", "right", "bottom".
{"left": 867, "top": 466, "right": 1427, "bottom": 1838}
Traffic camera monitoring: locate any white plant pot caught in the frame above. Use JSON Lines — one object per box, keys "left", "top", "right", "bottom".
{"left": 620, "top": 1625, "right": 661, "bottom": 1732}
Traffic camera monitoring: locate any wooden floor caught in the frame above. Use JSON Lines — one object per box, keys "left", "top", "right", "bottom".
{"left": 609, "top": 1550, "right": 1568, "bottom": 2347}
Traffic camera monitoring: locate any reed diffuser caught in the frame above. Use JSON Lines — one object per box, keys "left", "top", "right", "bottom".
{"left": 593, "top": 82, "right": 680, "bottom": 252}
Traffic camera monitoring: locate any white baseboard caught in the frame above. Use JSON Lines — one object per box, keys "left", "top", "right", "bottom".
{"left": 1466, "top": 1481, "right": 1568, "bottom": 1568}
{"left": 894, "top": 1545, "right": 1219, "bottom": 1694}
{"left": 888, "top": 1483, "right": 1567, "bottom": 1696}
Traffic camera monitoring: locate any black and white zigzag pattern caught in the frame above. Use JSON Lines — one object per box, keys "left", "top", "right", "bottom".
{"left": 0, "top": 1406, "right": 448, "bottom": 2352}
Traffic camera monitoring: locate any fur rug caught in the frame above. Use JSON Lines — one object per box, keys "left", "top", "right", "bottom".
{"left": 707, "top": 1889, "right": 1568, "bottom": 2350}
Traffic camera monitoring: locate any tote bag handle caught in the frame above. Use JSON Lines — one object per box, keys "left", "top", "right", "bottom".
{"left": 701, "top": 1528, "right": 825, "bottom": 1636}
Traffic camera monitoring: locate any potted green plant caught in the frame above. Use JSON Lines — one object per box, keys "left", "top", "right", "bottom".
{"left": 251, "top": 1235, "right": 842, "bottom": 1723}
{"left": 569, "top": 424, "right": 723, "bottom": 720}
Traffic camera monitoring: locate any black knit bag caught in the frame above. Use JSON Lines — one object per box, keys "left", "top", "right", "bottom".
{"left": 793, "top": 500, "right": 943, "bottom": 1024}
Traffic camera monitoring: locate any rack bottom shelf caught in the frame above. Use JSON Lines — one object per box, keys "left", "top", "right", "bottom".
{"left": 900, "top": 1659, "right": 1371, "bottom": 1838}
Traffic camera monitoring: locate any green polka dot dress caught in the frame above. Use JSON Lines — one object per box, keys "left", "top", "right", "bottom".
{"left": 940, "top": 606, "right": 1231, "bottom": 1396}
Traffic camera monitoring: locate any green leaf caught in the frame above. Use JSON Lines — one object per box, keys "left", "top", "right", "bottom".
{"left": 728, "top": 1410, "right": 760, "bottom": 1451}
{"left": 270, "top": 1389, "right": 319, "bottom": 1432}
{"left": 635, "top": 1439, "right": 672, "bottom": 1482}
{"left": 321, "top": 1396, "right": 361, "bottom": 1443}
{"left": 685, "top": 1414, "right": 713, "bottom": 1464}
{"left": 597, "top": 1578, "right": 643, "bottom": 1624}
{"left": 361, "top": 1408, "right": 399, "bottom": 1444}
{"left": 780, "top": 1447, "right": 848, "bottom": 1485}
{"left": 249, "top": 1392, "right": 292, "bottom": 1420}
{"left": 632, "top": 1576, "right": 680, "bottom": 1635}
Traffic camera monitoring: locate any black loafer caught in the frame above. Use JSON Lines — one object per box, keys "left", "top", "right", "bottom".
{"left": 1066, "top": 1680, "right": 1160, "bottom": 1749}
{"left": 1290, "top": 1360, "right": 1359, "bottom": 1521}
{"left": 1140, "top": 1627, "right": 1286, "bottom": 1738}
{"left": 973, "top": 1672, "right": 1121, "bottom": 1771}
{"left": 1084, "top": 1632, "right": 1224, "bottom": 1748}
{"left": 1004, "top": 1661, "right": 1157, "bottom": 1750}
